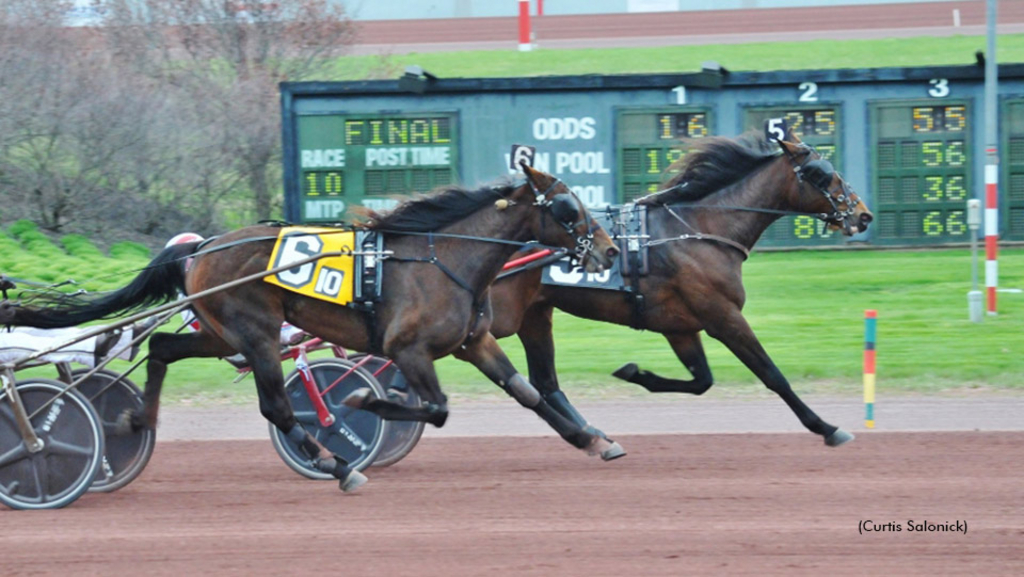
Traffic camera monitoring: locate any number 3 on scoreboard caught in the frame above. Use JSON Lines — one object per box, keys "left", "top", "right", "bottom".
{"left": 928, "top": 78, "right": 950, "bottom": 98}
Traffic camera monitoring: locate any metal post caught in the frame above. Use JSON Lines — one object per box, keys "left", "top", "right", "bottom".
{"left": 984, "top": 0, "right": 999, "bottom": 315}
{"left": 967, "top": 199, "right": 983, "bottom": 322}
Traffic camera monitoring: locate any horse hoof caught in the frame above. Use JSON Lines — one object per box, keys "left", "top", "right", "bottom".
{"left": 339, "top": 470, "right": 368, "bottom": 493}
{"left": 600, "top": 441, "right": 627, "bottom": 461}
{"left": 114, "top": 410, "right": 136, "bottom": 436}
{"left": 342, "top": 388, "right": 372, "bottom": 410}
{"left": 585, "top": 436, "right": 626, "bottom": 461}
{"left": 611, "top": 363, "right": 639, "bottom": 382}
{"left": 426, "top": 404, "right": 448, "bottom": 428}
{"left": 825, "top": 428, "right": 855, "bottom": 447}
{"left": 584, "top": 425, "right": 610, "bottom": 441}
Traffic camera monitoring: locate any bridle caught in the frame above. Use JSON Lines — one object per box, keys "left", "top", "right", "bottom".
{"left": 528, "top": 176, "right": 603, "bottom": 263}
{"left": 781, "top": 142, "right": 862, "bottom": 228}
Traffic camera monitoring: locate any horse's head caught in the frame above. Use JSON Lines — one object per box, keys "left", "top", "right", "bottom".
{"left": 776, "top": 132, "right": 873, "bottom": 236}
{"left": 518, "top": 164, "right": 619, "bottom": 272}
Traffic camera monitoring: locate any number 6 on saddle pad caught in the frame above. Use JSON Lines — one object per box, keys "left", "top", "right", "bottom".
{"left": 265, "top": 227, "right": 357, "bottom": 305}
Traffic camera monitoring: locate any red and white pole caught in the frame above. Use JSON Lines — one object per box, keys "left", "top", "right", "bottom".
{"left": 518, "top": 0, "right": 532, "bottom": 52}
{"left": 985, "top": 158, "right": 998, "bottom": 315}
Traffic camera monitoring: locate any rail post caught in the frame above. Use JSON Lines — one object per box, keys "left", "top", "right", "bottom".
{"left": 863, "top": 310, "right": 877, "bottom": 429}
{"left": 518, "top": 0, "right": 532, "bottom": 52}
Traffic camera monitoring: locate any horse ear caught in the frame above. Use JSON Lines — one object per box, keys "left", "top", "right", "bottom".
{"left": 777, "top": 140, "right": 802, "bottom": 156}
{"left": 521, "top": 164, "right": 543, "bottom": 188}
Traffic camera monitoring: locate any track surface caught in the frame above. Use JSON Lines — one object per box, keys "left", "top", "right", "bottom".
{"left": 2, "top": 431, "right": 1022, "bottom": 575}
{"left": 350, "top": 1, "right": 1024, "bottom": 54}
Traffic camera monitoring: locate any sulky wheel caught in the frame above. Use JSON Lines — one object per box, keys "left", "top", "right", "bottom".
{"left": 269, "top": 358, "right": 388, "bottom": 480}
{"left": 71, "top": 368, "right": 156, "bottom": 493}
{"left": 0, "top": 379, "right": 104, "bottom": 510}
{"left": 349, "top": 353, "right": 425, "bottom": 468}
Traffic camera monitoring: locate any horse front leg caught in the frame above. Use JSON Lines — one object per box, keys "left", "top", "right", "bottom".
{"left": 455, "top": 332, "right": 625, "bottom": 461}
{"left": 612, "top": 331, "right": 714, "bottom": 395}
{"left": 517, "top": 304, "right": 612, "bottom": 441}
{"left": 344, "top": 346, "right": 450, "bottom": 427}
{"left": 706, "top": 310, "right": 853, "bottom": 447}
{"left": 243, "top": 337, "right": 367, "bottom": 492}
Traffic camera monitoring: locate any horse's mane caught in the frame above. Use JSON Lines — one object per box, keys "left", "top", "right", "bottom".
{"left": 359, "top": 181, "right": 517, "bottom": 232}
{"left": 638, "top": 131, "right": 781, "bottom": 205}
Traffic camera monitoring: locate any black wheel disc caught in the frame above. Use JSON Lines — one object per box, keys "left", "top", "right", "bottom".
{"left": 0, "top": 379, "right": 104, "bottom": 510}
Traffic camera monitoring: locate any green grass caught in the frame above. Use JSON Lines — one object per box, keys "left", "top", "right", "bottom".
{"left": 5, "top": 226, "right": 1023, "bottom": 405}
{"left": 335, "top": 34, "right": 1024, "bottom": 79}
{"left": 71, "top": 247, "right": 1024, "bottom": 406}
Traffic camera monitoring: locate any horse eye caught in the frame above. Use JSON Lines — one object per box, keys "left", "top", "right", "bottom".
{"left": 549, "top": 195, "right": 578, "bottom": 224}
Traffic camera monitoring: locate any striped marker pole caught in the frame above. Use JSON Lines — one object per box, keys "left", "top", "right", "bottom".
{"left": 863, "top": 310, "right": 877, "bottom": 429}
{"left": 517, "top": 0, "right": 532, "bottom": 52}
{"left": 985, "top": 159, "right": 999, "bottom": 315}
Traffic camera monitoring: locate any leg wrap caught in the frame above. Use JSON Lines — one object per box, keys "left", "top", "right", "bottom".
{"left": 286, "top": 424, "right": 320, "bottom": 459}
{"left": 506, "top": 373, "right": 541, "bottom": 407}
{"left": 544, "top": 390, "right": 589, "bottom": 428}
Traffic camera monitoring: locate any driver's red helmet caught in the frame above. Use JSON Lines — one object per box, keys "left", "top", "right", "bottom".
{"left": 165, "top": 232, "right": 205, "bottom": 248}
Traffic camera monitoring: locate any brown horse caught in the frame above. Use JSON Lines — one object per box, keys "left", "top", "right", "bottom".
{"left": 7, "top": 166, "right": 620, "bottom": 491}
{"left": 488, "top": 127, "right": 873, "bottom": 450}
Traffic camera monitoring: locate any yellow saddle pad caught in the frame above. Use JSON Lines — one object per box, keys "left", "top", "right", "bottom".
{"left": 264, "top": 227, "right": 356, "bottom": 305}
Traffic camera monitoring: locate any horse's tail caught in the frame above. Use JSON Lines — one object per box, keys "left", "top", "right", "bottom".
{"left": 9, "top": 242, "right": 198, "bottom": 329}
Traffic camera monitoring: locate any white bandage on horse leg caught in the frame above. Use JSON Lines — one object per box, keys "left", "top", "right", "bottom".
{"left": 506, "top": 373, "right": 541, "bottom": 407}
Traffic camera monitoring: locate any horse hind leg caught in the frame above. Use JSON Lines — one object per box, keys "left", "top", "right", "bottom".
{"left": 122, "top": 330, "right": 237, "bottom": 433}
{"left": 613, "top": 332, "right": 714, "bottom": 395}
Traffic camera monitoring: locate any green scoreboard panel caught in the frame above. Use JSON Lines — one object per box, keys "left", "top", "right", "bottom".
{"left": 1001, "top": 99, "right": 1024, "bottom": 241}
{"left": 296, "top": 112, "right": 458, "bottom": 222}
{"left": 616, "top": 108, "right": 711, "bottom": 203}
{"left": 744, "top": 106, "right": 843, "bottom": 247}
{"left": 870, "top": 101, "right": 971, "bottom": 245}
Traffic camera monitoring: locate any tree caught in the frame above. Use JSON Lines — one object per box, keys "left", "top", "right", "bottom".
{"left": 102, "top": 0, "right": 356, "bottom": 221}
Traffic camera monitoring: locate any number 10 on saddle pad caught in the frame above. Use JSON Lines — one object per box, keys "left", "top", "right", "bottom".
{"left": 265, "top": 227, "right": 357, "bottom": 305}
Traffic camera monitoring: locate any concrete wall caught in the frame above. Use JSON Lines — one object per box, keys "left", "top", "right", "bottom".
{"left": 337, "top": 0, "right": 963, "bottom": 21}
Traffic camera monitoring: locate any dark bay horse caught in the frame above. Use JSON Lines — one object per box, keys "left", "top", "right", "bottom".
{"left": 488, "top": 128, "right": 873, "bottom": 449}
{"left": 7, "top": 166, "right": 620, "bottom": 491}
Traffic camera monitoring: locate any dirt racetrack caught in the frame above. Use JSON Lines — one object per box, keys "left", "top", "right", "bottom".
{"left": 2, "top": 431, "right": 1022, "bottom": 575}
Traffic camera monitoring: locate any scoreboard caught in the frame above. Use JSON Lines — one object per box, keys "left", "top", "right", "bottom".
{"left": 743, "top": 105, "right": 843, "bottom": 247}
{"left": 282, "top": 63, "right": 1024, "bottom": 248}
{"left": 616, "top": 108, "right": 710, "bottom": 203}
{"left": 295, "top": 112, "right": 458, "bottom": 222}
{"left": 1002, "top": 99, "right": 1024, "bottom": 241}
{"left": 871, "top": 101, "right": 970, "bottom": 245}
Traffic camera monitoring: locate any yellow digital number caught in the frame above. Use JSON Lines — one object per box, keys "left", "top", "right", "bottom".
{"left": 946, "top": 141, "right": 966, "bottom": 167}
{"left": 946, "top": 211, "right": 967, "bottom": 236}
{"left": 814, "top": 110, "right": 836, "bottom": 136}
{"left": 304, "top": 173, "right": 319, "bottom": 196}
{"left": 944, "top": 106, "right": 966, "bottom": 132}
{"left": 921, "top": 141, "right": 943, "bottom": 167}
{"left": 913, "top": 107, "right": 934, "bottom": 132}
{"left": 666, "top": 149, "right": 684, "bottom": 167}
{"left": 658, "top": 115, "right": 673, "bottom": 140}
{"left": 923, "top": 176, "right": 943, "bottom": 201}
{"left": 784, "top": 111, "right": 804, "bottom": 138}
{"left": 817, "top": 145, "right": 836, "bottom": 162}
{"left": 687, "top": 114, "right": 708, "bottom": 138}
{"left": 646, "top": 149, "right": 660, "bottom": 174}
{"left": 793, "top": 216, "right": 817, "bottom": 239}
{"left": 923, "top": 211, "right": 943, "bottom": 236}
{"left": 647, "top": 183, "right": 660, "bottom": 193}
{"left": 946, "top": 175, "right": 966, "bottom": 200}
{"left": 324, "top": 172, "right": 343, "bottom": 195}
